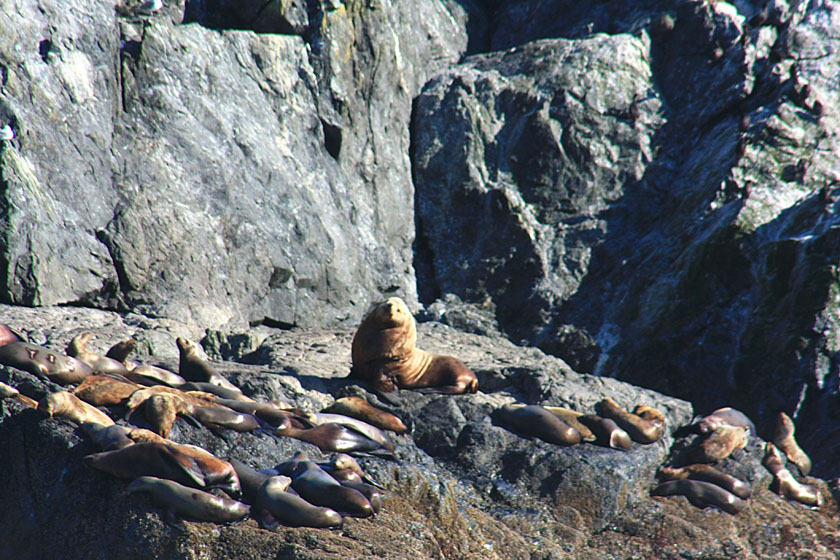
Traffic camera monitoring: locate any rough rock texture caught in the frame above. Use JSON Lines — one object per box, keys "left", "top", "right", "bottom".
{"left": 2, "top": 304, "right": 838, "bottom": 560}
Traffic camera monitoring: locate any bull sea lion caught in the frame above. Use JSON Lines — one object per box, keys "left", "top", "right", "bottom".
{"left": 597, "top": 397, "right": 665, "bottom": 444}
{"left": 288, "top": 460, "right": 373, "bottom": 517}
{"left": 350, "top": 297, "right": 478, "bottom": 395}
{"left": 685, "top": 424, "right": 747, "bottom": 463}
{"left": 659, "top": 464, "right": 751, "bottom": 499}
{"left": 495, "top": 404, "right": 581, "bottom": 446}
{"left": 651, "top": 479, "right": 746, "bottom": 514}
{"left": 0, "top": 342, "right": 92, "bottom": 384}
{"left": 66, "top": 332, "right": 129, "bottom": 375}
{"left": 257, "top": 475, "right": 343, "bottom": 529}
{"left": 772, "top": 412, "right": 811, "bottom": 475}
{"left": 578, "top": 414, "right": 632, "bottom": 451}
{"left": 762, "top": 442, "right": 822, "bottom": 507}
{"left": 322, "top": 396, "right": 407, "bottom": 434}
{"left": 73, "top": 375, "right": 140, "bottom": 406}
{"left": 128, "top": 476, "right": 250, "bottom": 523}
{"left": 276, "top": 422, "right": 395, "bottom": 459}
{"left": 38, "top": 391, "right": 115, "bottom": 427}
{"left": 176, "top": 337, "right": 241, "bottom": 393}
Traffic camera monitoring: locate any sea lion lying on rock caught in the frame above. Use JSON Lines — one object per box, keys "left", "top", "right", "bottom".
{"left": 350, "top": 297, "right": 478, "bottom": 395}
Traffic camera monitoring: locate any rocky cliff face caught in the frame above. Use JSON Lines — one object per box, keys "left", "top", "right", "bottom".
{"left": 2, "top": 0, "right": 840, "bottom": 557}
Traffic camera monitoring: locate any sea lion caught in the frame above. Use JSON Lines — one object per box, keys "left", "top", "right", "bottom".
{"left": 38, "top": 391, "right": 115, "bottom": 427}
{"left": 214, "top": 398, "right": 291, "bottom": 428}
{"left": 66, "top": 332, "right": 129, "bottom": 375}
{"left": 145, "top": 393, "right": 194, "bottom": 437}
{"left": 73, "top": 375, "right": 140, "bottom": 406}
{"left": 597, "top": 398, "right": 665, "bottom": 444}
{"left": 694, "top": 407, "right": 755, "bottom": 436}
{"left": 105, "top": 338, "right": 137, "bottom": 363}
{"left": 288, "top": 460, "right": 373, "bottom": 517}
{"left": 276, "top": 422, "right": 395, "bottom": 459}
{"left": 125, "top": 386, "right": 217, "bottom": 416}
{"left": 685, "top": 424, "right": 747, "bottom": 463}
{"left": 0, "top": 342, "right": 92, "bottom": 384}
{"left": 257, "top": 475, "right": 343, "bottom": 529}
{"left": 540, "top": 406, "right": 596, "bottom": 441}
{"left": 0, "top": 381, "right": 38, "bottom": 407}
{"left": 80, "top": 422, "right": 135, "bottom": 451}
{"left": 321, "top": 453, "right": 384, "bottom": 489}
{"left": 772, "top": 412, "right": 811, "bottom": 475}
{"left": 229, "top": 458, "right": 273, "bottom": 504}
{"left": 176, "top": 337, "right": 241, "bottom": 393}
{"left": 322, "top": 396, "right": 408, "bottom": 434}
{"left": 578, "top": 414, "right": 632, "bottom": 451}
{"left": 350, "top": 297, "right": 478, "bottom": 395}
{"left": 85, "top": 441, "right": 241, "bottom": 497}
{"left": 304, "top": 412, "right": 395, "bottom": 451}
{"left": 190, "top": 406, "right": 260, "bottom": 433}
{"left": 659, "top": 465, "right": 751, "bottom": 499}
{"left": 125, "top": 364, "right": 187, "bottom": 387}
{"left": 178, "top": 382, "right": 253, "bottom": 402}
{"left": 339, "top": 480, "right": 383, "bottom": 514}
{"left": 128, "top": 476, "right": 250, "bottom": 523}
{"left": 495, "top": 404, "right": 581, "bottom": 446}
{"left": 0, "top": 323, "right": 23, "bottom": 346}
{"left": 762, "top": 442, "right": 822, "bottom": 507}
{"left": 651, "top": 479, "right": 746, "bottom": 514}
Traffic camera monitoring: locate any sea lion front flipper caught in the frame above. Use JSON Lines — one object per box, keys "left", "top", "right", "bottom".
{"left": 158, "top": 445, "right": 207, "bottom": 488}
{"left": 254, "top": 507, "right": 280, "bottom": 531}
{"left": 180, "top": 412, "right": 203, "bottom": 429}
{"left": 163, "top": 509, "right": 188, "bottom": 532}
{"left": 373, "top": 387, "right": 402, "bottom": 407}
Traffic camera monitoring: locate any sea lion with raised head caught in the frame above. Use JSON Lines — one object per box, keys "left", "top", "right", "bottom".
{"left": 350, "top": 297, "right": 478, "bottom": 395}
{"left": 597, "top": 398, "right": 665, "bottom": 444}
{"left": 659, "top": 464, "right": 751, "bottom": 499}
{"left": 495, "top": 404, "right": 581, "bottom": 446}
{"left": 38, "top": 391, "right": 115, "bottom": 427}
{"left": 762, "top": 442, "right": 821, "bottom": 507}
{"left": 176, "top": 337, "right": 242, "bottom": 393}
{"left": 105, "top": 338, "right": 137, "bottom": 362}
{"left": 128, "top": 476, "right": 250, "bottom": 523}
{"left": 772, "top": 412, "right": 811, "bottom": 475}
{"left": 651, "top": 479, "right": 746, "bottom": 514}
{"left": 322, "top": 396, "right": 407, "bottom": 434}
{"left": 0, "top": 342, "right": 92, "bottom": 384}
{"left": 66, "top": 332, "right": 129, "bottom": 375}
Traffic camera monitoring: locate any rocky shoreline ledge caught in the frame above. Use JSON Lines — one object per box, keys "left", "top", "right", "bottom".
{"left": 1, "top": 303, "right": 838, "bottom": 560}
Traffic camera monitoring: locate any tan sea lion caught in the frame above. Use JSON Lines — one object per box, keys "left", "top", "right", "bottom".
{"left": 350, "top": 297, "right": 478, "bottom": 394}
{"left": 321, "top": 453, "right": 384, "bottom": 489}
{"left": 597, "top": 398, "right": 665, "bottom": 444}
{"left": 322, "top": 396, "right": 407, "bottom": 434}
{"left": 128, "top": 476, "right": 249, "bottom": 523}
{"left": 659, "top": 464, "right": 751, "bottom": 499}
{"left": 651, "top": 479, "right": 746, "bottom": 514}
{"left": 772, "top": 412, "right": 811, "bottom": 475}
{"left": 0, "top": 380, "right": 38, "bottom": 407}
{"left": 66, "top": 332, "right": 129, "bottom": 375}
{"left": 540, "top": 406, "right": 596, "bottom": 441}
{"left": 685, "top": 424, "right": 747, "bottom": 463}
{"left": 578, "top": 414, "right": 632, "bottom": 450}
{"left": 38, "top": 391, "right": 115, "bottom": 427}
{"left": 762, "top": 442, "right": 821, "bottom": 507}
{"left": 257, "top": 475, "right": 343, "bottom": 529}
{"left": 125, "top": 386, "right": 217, "bottom": 416}
{"left": 0, "top": 342, "right": 92, "bottom": 384}
{"left": 495, "top": 404, "right": 581, "bottom": 446}
{"left": 176, "top": 337, "right": 242, "bottom": 393}
{"left": 276, "top": 422, "right": 395, "bottom": 459}
{"left": 73, "top": 375, "right": 140, "bottom": 406}
{"left": 694, "top": 407, "right": 755, "bottom": 436}
{"left": 145, "top": 393, "right": 194, "bottom": 438}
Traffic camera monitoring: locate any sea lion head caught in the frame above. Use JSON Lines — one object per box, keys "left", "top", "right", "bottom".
{"left": 176, "top": 337, "right": 198, "bottom": 358}
{"left": 371, "top": 297, "right": 413, "bottom": 329}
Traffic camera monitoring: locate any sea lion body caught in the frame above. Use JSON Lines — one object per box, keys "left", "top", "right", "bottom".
{"left": 686, "top": 425, "right": 747, "bottom": 463}
{"left": 762, "top": 442, "right": 821, "bottom": 507}
{"left": 145, "top": 393, "right": 194, "bottom": 437}
{"left": 772, "top": 412, "right": 811, "bottom": 475}
{"left": 215, "top": 398, "right": 291, "bottom": 428}
{"left": 277, "top": 422, "right": 395, "bottom": 458}
{"left": 289, "top": 461, "right": 373, "bottom": 517}
{"left": 191, "top": 406, "right": 260, "bottom": 432}
{"left": 257, "top": 475, "right": 343, "bottom": 529}
{"left": 579, "top": 414, "right": 632, "bottom": 450}
{"left": 80, "top": 422, "right": 135, "bottom": 451}
{"left": 659, "top": 464, "right": 751, "bottom": 499}
{"left": 695, "top": 407, "right": 755, "bottom": 436}
{"left": 0, "top": 342, "right": 92, "bottom": 384}
{"left": 597, "top": 398, "right": 665, "bottom": 444}
{"left": 73, "top": 375, "right": 139, "bottom": 406}
{"left": 125, "top": 364, "right": 187, "bottom": 387}
{"left": 306, "top": 412, "right": 394, "bottom": 451}
{"left": 179, "top": 382, "right": 252, "bottom": 402}
{"left": 339, "top": 480, "right": 382, "bottom": 513}
{"left": 38, "top": 391, "right": 115, "bottom": 427}
{"left": 651, "top": 479, "right": 746, "bottom": 514}
{"left": 541, "top": 406, "right": 596, "bottom": 441}
{"left": 351, "top": 297, "right": 478, "bottom": 394}
{"left": 496, "top": 404, "right": 581, "bottom": 446}
{"left": 322, "top": 396, "right": 407, "bottom": 434}
{"left": 66, "top": 332, "right": 129, "bottom": 375}
{"left": 128, "top": 476, "right": 249, "bottom": 523}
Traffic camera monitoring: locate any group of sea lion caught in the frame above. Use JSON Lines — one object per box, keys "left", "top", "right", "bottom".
{"left": 650, "top": 407, "right": 820, "bottom": 514}
{"left": 494, "top": 398, "right": 666, "bottom": 450}
{"left": 0, "top": 320, "right": 408, "bottom": 529}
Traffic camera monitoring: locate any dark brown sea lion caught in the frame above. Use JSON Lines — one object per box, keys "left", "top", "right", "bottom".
{"left": 597, "top": 397, "right": 665, "bottom": 444}
{"left": 214, "top": 398, "right": 291, "bottom": 429}
{"left": 80, "top": 422, "right": 135, "bottom": 451}
{"left": 38, "top": 391, "right": 115, "bottom": 427}
{"left": 84, "top": 441, "right": 241, "bottom": 497}
{"left": 257, "top": 475, "right": 343, "bottom": 529}
{"left": 772, "top": 412, "right": 811, "bottom": 475}
{"left": 190, "top": 405, "right": 260, "bottom": 433}
{"left": 322, "top": 396, "right": 407, "bottom": 434}
{"left": 105, "top": 338, "right": 137, "bottom": 362}
{"left": 276, "top": 422, "right": 395, "bottom": 459}
{"left": 685, "top": 425, "right": 747, "bottom": 463}
{"left": 229, "top": 458, "right": 273, "bottom": 504}
{"left": 128, "top": 476, "right": 250, "bottom": 523}
{"left": 305, "top": 412, "right": 395, "bottom": 451}
{"left": 289, "top": 460, "right": 373, "bottom": 517}
{"left": 495, "top": 404, "right": 581, "bottom": 446}
{"left": 66, "top": 332, "right": 129, "bottom": 375}
{"left": 0, "top": 342, "right": 92, "bottom": 384}
{"left": 73, "top": 375, "right": 140, "bottom": 406}
{"left": 651, "top": 479, "right": 746, "bottom": 514}
{"left": 659, "top": 464, "right": 751, "bottom": 499}
{"left": 176, "top": 337, "right": 241, "bottom": 393}
{"left": 762, "top": 442, "right": 821, "bottom": 507}
{"left": 339, "top": 480, "right": 382, "bottom": 514}
{"left": 578, "top": 414, "right": 632, "bottom": 450}
{"left": 350, "top": 297, "right": 478, "bottom": 395}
